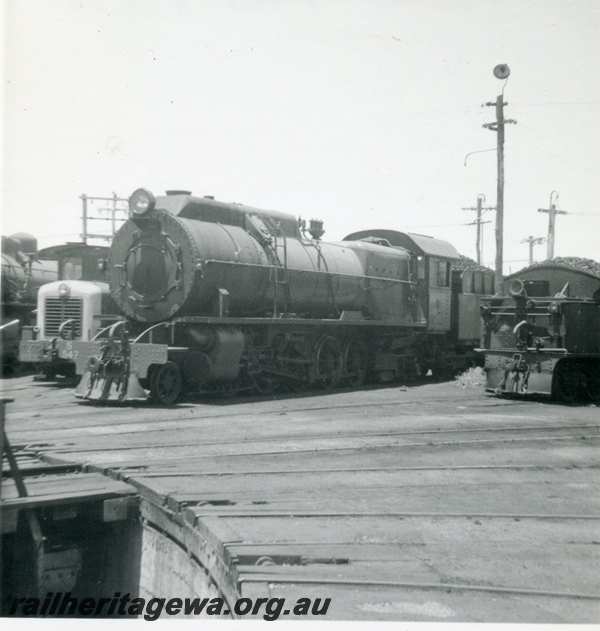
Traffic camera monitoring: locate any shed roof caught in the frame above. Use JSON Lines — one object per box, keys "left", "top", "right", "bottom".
{"left": 507, "top": 256, "right": 600, "bottom": 281}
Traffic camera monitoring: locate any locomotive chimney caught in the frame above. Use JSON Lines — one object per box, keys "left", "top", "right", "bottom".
{"left": 308, "top": 219, "right": 325, "bottom": 241}
{"left": 165, "top": 190, "right": 192, "bottom": 196}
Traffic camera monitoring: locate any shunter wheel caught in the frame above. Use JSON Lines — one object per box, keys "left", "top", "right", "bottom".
{"left": 312, "top": 335, "right": 342, "bottom": 389}
{"left": 342, "top": 339, "right": 368, "bottom": 387}
{"left": 149, "top": 361, "right": 182, "bottom": 405}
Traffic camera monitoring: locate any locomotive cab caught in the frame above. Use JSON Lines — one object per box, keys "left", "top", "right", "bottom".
{"left": 344, "top": 229, "right": 461, "bottom": 333}
{"left": 344, "top": 229, "right": 494, "bottom": 376}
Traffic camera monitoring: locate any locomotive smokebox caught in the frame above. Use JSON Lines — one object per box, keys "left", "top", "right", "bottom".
{"left": 109, "top": 203, "right": 271, "bottom": 323}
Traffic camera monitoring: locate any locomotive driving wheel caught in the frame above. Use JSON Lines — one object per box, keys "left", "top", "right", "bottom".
{"left": 342, "top": 339, "right": 368, "bottom": 387}
{"left": 149, "top": 361, "right": 182, "bottom": 405}
{"left": 312, "top": 335, "right": 342, "bottom": 389}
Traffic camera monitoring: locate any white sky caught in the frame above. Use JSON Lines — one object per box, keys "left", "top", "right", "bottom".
{"left": 2, "top": 0, "right": 599, "bottom": 272}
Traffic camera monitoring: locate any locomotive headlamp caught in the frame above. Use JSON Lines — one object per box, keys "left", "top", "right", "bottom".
{"left": 509, "top": 279, "right": 527, "bottom": 298}
{"left": 129, "top": 188, "right": 156, "bottom": 216}
{"left": 58, "top": 282, "right": 71, "bottom": 298}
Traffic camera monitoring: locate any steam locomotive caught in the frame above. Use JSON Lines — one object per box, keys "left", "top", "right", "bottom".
{"left": 62, "top": 188, "right": 494, "bottom": 404}
{"left": 479, "top": 260, "right": 600, "bottom": 402}
{"left": 1, "top": 234, "right": 58, "bottom": 371}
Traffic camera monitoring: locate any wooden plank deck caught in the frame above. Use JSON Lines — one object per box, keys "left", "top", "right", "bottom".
{"left": 2, "top": 375, "right": 599, "bottom": 621}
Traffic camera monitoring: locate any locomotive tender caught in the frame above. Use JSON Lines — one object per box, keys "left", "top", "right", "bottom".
{"left": 69, "top": 188, "right": 492, "bottom": 404}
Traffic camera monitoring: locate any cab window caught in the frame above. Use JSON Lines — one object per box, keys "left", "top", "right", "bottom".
{"left": 435, "top": 260, "right": 449, "bottom": 287}
{"left": 61, "top": 257, "right": 83, "bottom": 280}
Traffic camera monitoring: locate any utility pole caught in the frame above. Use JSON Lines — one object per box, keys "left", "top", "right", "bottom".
{"left": 520, "top": 235, "right": 546, "bottom": 265}
{"left": 537, "top": 190, "right": 568, "bottom": 259}
{"left": 462, "top": 193, "right": 495, "bottom": 264}
{"left": 483, "top": 64, "right": 517, "bottom": 293}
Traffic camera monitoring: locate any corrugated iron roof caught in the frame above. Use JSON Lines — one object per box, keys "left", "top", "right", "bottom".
{"left": 508, "top": 256, "right": 600, "bottom": 280}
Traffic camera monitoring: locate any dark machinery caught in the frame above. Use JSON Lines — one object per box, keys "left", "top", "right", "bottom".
{"left": 1, "top": 234, "right": 58, "bottom": 370}
{"left": 479, "top": 278, "right": 600, "bottom": 402}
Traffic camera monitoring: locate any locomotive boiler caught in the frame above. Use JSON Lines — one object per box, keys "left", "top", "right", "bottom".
{"left": 108, "top": 189, "right": 417, "bottom": 323}
{"left": 73, "top": 188, "right": 428, "bottom": 403}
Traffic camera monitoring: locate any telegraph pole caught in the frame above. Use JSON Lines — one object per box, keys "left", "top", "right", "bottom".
{"left": 537, "top": 190, "right": 568, "bottom": 259}
{"left": 520, "top": 235, "right": 546, "bottom": 265}
{"left": 462, "top": 193, "right": 495, "bottom": 264}
{"left": 483, "top": 64, "right": 517, "bottom": 293}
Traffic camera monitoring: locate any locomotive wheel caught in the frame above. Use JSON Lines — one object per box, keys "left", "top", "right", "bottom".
{"left": 342, "top": 339, "right": 368, "bottom": 387}
{"left": 313, "top": 335, "right": 342, "bottom": 389}
{"left": 149, "top": 361, "right": 182, "bottom": 405}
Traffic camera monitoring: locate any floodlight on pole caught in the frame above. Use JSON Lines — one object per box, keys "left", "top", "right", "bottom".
{"left": 483, "top": 63, "right": 516, "bottom": 293}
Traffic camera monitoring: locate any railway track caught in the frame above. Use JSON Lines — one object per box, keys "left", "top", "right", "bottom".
{"left": 2, "top": 376, "right": 600, "bottom": 621}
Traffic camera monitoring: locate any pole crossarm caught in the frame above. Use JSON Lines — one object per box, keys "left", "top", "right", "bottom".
{"left": 520, "top": 235, "right": 546, "bottom": 265}
{"left": 520, "top": 236, "right": 546, "bottom": 244}
{"left": 538, "top": 208, "right": 568, "bottom": 215}
{"left": 538, "top": 193, "right": 572, "bottom": 259}
{"left": 462, "top": 196, "right": 496, "bottom": 264}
